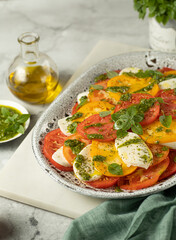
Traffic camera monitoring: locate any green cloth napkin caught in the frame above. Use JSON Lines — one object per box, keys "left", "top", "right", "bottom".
{"left": 63, "top": 186, "right": 176, "bottom": 240}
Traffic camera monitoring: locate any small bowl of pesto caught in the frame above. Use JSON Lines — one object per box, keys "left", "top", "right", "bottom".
{"left": 0, "top": 100, "right": 30, "bottom": 143}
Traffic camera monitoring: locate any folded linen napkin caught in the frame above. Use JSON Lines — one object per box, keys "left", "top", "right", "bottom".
{"left": 63, "top": 186, "right": 176, "bottom": 240}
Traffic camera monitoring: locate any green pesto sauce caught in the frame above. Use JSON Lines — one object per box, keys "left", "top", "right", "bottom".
{"left": 117, "top": 138, "right": 142, "bottom": 148}
{"left": 64, "top": 139, "right": 85, "bottom": 155}
{"left": 74, "top": 154, "right": 91, "bottom": 181}
{"left": 0, "top": 105, "right": 22, "bottom": 141}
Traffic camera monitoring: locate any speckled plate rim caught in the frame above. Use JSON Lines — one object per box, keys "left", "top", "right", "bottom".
{"left": 32, "top": 51, "right": 176, "bottom": 199}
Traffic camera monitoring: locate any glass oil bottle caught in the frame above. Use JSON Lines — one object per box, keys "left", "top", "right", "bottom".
{"left": 7, "top": 32, "right": 62, "bottom": 104}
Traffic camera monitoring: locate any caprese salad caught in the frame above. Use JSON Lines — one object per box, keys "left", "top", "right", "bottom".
{"left": 43, "top": 67, "right": 176, "bottom": 191}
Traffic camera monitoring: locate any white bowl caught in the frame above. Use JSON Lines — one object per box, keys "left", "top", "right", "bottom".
{"left": 0, "top": 100, "right": 30, "bottom": 143}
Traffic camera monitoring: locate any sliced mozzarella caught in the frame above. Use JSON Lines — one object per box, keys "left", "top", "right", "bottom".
{"left": 52, "top": 147, "right": 72, "bottom": 167}
{"left": 159, "top": 78, "right": 176, "bottom": 90}
{"left": 115, "top": 132, "right": 153, "bottom": 169}
{"left": 73, "top": 144, "right": 102, "bottom": 182}
{"left": 161, "top": 142, "right": 176, "bottom": 150}
{"left": 119, "top": 67, "right": 140, "bottom": 75}
{"left": 77, "top": 91, "right": 89, "bottom": 104}
{"left": 58, "top": 117, "right": 72, "bottom": 136}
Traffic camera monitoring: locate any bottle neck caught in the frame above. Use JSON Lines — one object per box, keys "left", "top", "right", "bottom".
{"left": 20, "top": 42, "right": 39, "bottom": 63}
{"left": 18, "top": 32, "right": 40, "bottom": 63}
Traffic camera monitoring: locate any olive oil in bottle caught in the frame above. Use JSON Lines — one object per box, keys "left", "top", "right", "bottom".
{"left": 7, "top": 32, "right": 62, "bottom": 104}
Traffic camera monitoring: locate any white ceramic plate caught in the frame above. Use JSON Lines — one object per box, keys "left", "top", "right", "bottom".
{"left": 0, "top": 100, "right": 30, "bottom": 143}
{"left": 32, "top": 51, "right": 176, "bottom": 198}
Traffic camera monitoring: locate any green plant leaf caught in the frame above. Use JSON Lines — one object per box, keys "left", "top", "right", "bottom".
{"left": 131, "top": 122, "right": 143, "bottom": 135}
{"left": 99, "top": 111, "right": 111, "bottom": 117}
{"left": 17, "top": 125, "right": 25, "bottom": 134}
{"left": 108, "top": 163, "right": 123, "bottom": 175}
{"left": 1, "top": 107, "right": 10, "bottom": 117}
{"left": 17, "top": 114, "right": 30, "bottom": 123}
{"left": 159, "top": 114, "right": 172, "bottom": 128}
{"left": 106, "top": 71, "right": 118, "bottom": 79}
{"left": 116, "top": 129, "right": 128, "bottom": 139}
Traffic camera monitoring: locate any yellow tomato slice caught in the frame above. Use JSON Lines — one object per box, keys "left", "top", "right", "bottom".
{"left": 107, "top": 75, "right": 159, "bottom": 101}
{"left": 164, "top": 70, "right": 176, "bottom": 76}
{"left": 141, "top": 120, "right": 176, "bottom": 144}
{"left": 75, "top": 101, "right": 114, "bottom": 122}
{"left": 90, "top": 141, "right": 137, "bottom": 177}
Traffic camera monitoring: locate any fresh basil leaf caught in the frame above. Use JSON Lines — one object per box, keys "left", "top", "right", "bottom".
{"left": 94, "top": 74, "right": 107, "bottom": 83}
{"left": 90, "top": 85, "right": 104, "bottom": 90}
{"left": 159, "top": 115, "right": 172, "bottom": 128}
{"left": 116, "top": 129, "right": 128, "bottom": 139}
{"left": 1, "top": 107, "right": 10, "bottom": 117}
{"left": 17, "top": 125, "right": 25, "bottom": 134}
{"left": 108, "top": 163, "right": 123, "bottom": 175}
{"left": 106, "top": 71, "right": 118, "bottom": 79}
{"left": 133, "top": 113, "right": 144, "bottom": 123}
{"left": 99, "top": 111, "right": 111, "bottom": 117}
{"left": 131, "top": 122, "right": 143, "bottom": 135}
{"left": 17, "top": 114, "right": 30, "bottom": 123}
{"left": 114, "top": 118, "right": 132, "bottom": 131}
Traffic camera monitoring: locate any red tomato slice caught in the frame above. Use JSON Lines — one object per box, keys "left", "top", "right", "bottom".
{"left": 118, "top": 157, "right": 169, "bottom": 190}
{"left": 158, "top": 67, "right": 175, "bottom": 73}
{"left": 77, "top": 114, "right": 117, "bottom": 142}
{"left": 71, "top": 102, "right": 79, "bottom": 115}
{"left": 156, "top": 89, "right": 176, "bottom": 119}
{"left": 159, "top": 150, "right": 176, "bottom": 180}
{"left": 63, "top": 134, "right": 91, "bottom": 165}
{"left": 115, "top": 93, "right": 160, "bottom": 126}
{"left": 86, "top": 176, "right": 119, "bottom": 189}
{"left": 43, "top": 129, "right": 73, "bottom": 172}
{"left": 156, "top": 89, "right": 176, "bottom": 103}
{"left": 147, "top": 144, "right": 169, "bottom": 166}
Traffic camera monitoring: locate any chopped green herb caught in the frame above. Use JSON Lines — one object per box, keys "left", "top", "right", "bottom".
{"left": 134, "top": 82, "right": 155, "bottom": 93}
{"left": 156, "top": 126, "right": 163, "bottom": 132}
{"left": 75, "top": 154, "right": 85, "bottom": 163}
{"left": 108, "top": 163, "right": 123, "bottom": 175}
{"left": 107, "top": 86, "right": 129, "bottom": 93}
{"left": 66, "top": 112, "right": 83, "bottom": 121}
{"left": 174, "top": 156, "right": 176, "bottom": 163}
{"left": 67, "top": 122, "right": 79, "bottom": 134}
{"left": 155, "top": 153, "right": 164, "bottom": 158}
{"left": 99, "top": 111, "right": 111, "bottom": 117}
{"left": 162, "top": 146, "right": 169, "bottom": 151}
{"left": 87, "top": 134, "right": 104, "bottom": 139}
{"left": 125, "top": 69, "right": 163, "bottom": 81}
{"left": 115, "top": 186, "right": 123, "bottom": 192}
{"left": 120, "top": 93, "right": 132, "bottom": 101}
{"left": 93, "top": 155, "right": 106, "bottom": 162}
{"left": 64, "top": 139, "right": 85, "bottom": 154}
{"left": 166, "top": 129, "right": 172, "bottom": 133}
{"left": 76, "top": 96, "right": 88, "bottom": 109}
{"left": 117, "top": 138, "right": 142, "bottom": 148}
{"left": 84, "top": 123, "right": 103, "bottom": 129}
